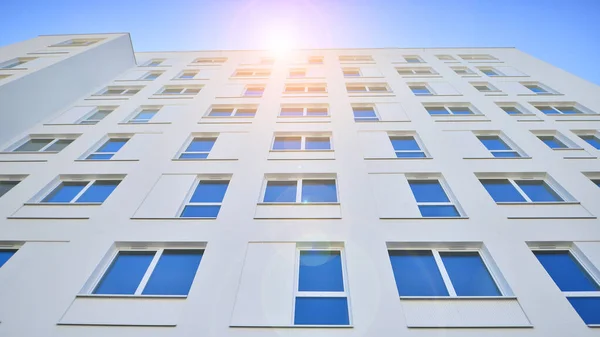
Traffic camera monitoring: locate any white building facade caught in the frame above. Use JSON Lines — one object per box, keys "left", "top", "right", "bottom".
{"left": 1, "top": 33, "right": 600, "bottom": 337}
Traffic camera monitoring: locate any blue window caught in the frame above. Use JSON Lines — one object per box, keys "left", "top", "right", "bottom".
{"left": 525, "top": 84, "right": 549, "bottom": 94}
{"left": 280, "top": 107, "right": 304, "bottom": 116}
{"left": 208, "top": 108, "right": 234, "bottom": 117}
{"left": 389, "top": 249, "right": 502, "bottom": 297}
{"left": 301, "top": 179, "right": 337, "bottom": 203}
{"left": 94, "top": 249, "right": 203, "bottom": 295}
{"left": 477, "top": 136, "right": 521, "bottom": 158}
{"left": 533, "top": 251, "right": 599, "bottom": 292}
{"left": 264, "top": 181, "right": 297, "bottom": 202}
{"left": 567, "top": 297, "right": 600, "bottom": 325}
{"left": 581, "top": 135, "right": 600, "bottom": 149}
{"left": 295, "top": 250, "right": 349, "bottom": 325}
{"left": 305, "top": 137, "right": 331, "bottom": 150}
{"left": 410, "top": 85, "right": 431, "bottom": 95}
{"left": 130, "top": 109, "right": 158, "bottom": 123}
{"left": 501, "top": 106, "right": 523, "bottom": 115}
{"left": 0, "top": 181, "right": 19, "bottom": 198}
{"left": 516, "top": 180, "right": 563, "bottom": 202}
{"left": 535, "top": 105, "right": 559, "bottom": 115}
{"left": 593, "top": 179, "right": 600, "bottom": 188}
{"left": 353, "top": 106, "right": 379, "bottom": 121}
{"left": 390, "top": 136, "right": 426, "bottom": 158}
{"left": 87, "top": 138, "right": 129, "bottom": 160}
{"left": 273, "top": 137, "right": 301, "bottom": 150}
{"left": 557, "top": 106, "right": 584, "bottom": 114}
{"left": 480, "top": 179, "right": 526, "bottom": 202}
{"left": 480, "top": 179, "right": 563, "bottom": 203}
{"left": 179, "top": 137, "right": 216, "bottom": 159}
{"left": 538, "top": 136, "right": 568, "bottom": 149}
{"left": 244, "top": 86, "right": 264, "bottom": 96}
{"left": 42, "top": 180, "right": 120, "bottom": 203}
{"left": 180, "top": 180, "right": 229, "bottom": 218}
{"left": 448, "top": 107, "right": 473, "bottom": 115}
{"left": 0, "top": 249, "right": 17, "bottom": 268}
{"left": 408, "top": 180, "right": 460, "bottom": 217}
{"left": 481, "top": 68, "right": 499, "bottom": 76}
{"left": 426, "top": 106, "right": 449, "bottom": 115}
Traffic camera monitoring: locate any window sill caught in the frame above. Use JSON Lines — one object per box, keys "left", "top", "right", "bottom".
{"left": 257, "top": 202, "right": 340, "bottom": 206}
{"left": 496, "top": 201, "right": 580, "bottom": 205}
{"left": 76, "top": 294, "right": 187, "bottom": 299}
{"left": 340, "top": 61, "right": 376, "bottom": 64}
{"left": 0, "top": 151, "right": 59, "bottom": 154}
{"left": 381, "top": 216, "right": 469, "bottom": 220}
{"left": 25, "top": 202, "right": 103, "bottom": 206}
{"left": 172, "top": 158, "right": 238, "bottom": 161}
{"left": 230, "top": 76, "right": 271, "bottom": 80}
{"left": 282, "top": 93, "right": 328, "bottom": 97}
{"left": 230, "top": 325, "right": 353, "bottom": 329}
{"left": 517, "top": 93, "right": 563, "bottom": 97}
{"left": 215, "top": 95, "right": 263, "bottom": 99}
{"left": 365, "top": 157, "right": 433, "bottom": 160}
{"left": 347, "top": 92, "right": 395, "bottom": 97}
{"left": 171, "top": 78, "right": 210, "bottom": 81}
{"left": 400, "top": 75, "right": 442, "bottom": 79}
{"left": 150, "top": 94, "right": 198, "bottom": 99}
{"left": 130, "top": 217, "right": 216, "bottom": 220}
{"left": 118, "top": 122, "right": 172, "bottom": 125}
{"left": 458, "top": 74, "right": 481, "bottom": 78}
{"left": 483, "top": 92, "right": 508, "bottom": 96}
{"left": 400, "top": 296, "right": 516, "bottom": 300}
{"left": 287, "top": 76, "right": 326, "bottom": 80}
{"left": 74, "top": 159, "right": 139, "bottom": 162}
{"left": 553, "top": 147, "right": 586, "bottom": 151}
{"left": 463, "top": 156, "right": 532, "bottom": 160}
{"left": 270, "top": 150, "right": 334, "bottom": 153}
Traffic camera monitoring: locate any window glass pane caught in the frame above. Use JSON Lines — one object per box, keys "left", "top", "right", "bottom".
{"left": 353, "top": 107, "right": 376, "bottom": 118}
{"left": 76, "top": 180, "right": 120, "bottom": 203}
{"left": 501, "top": 107, "right": 521, "bottom": 115}
{"left": 534, "top": 251, "right": 600, "bottom": 292}
{"left": 305, "top": 137, "right": 330, "bottom": 150}
{"left": 388, "top": 250, "right": 448, "bottom": 296}
{"left": 557, "top": 107, "right": 582, "bottom": 114}
{"left": 190, "top": 181, "right": 229, "bottom": 203}
{"left": 97, "top": 139, "right": 128, "bottom": 153}
{"left": 449, "top": 107, "right": 473, "bottom": 115}
{"left": 419, "top": 205, "right": 459, "bottom": 217}
{"left": 14, "top": 139, "right": 52, "bottom": 152}
{"left": 481, "top": 179, "right": 525, "bottom": 202}
{"left": 516, "top": 180, "right": 563, "bottom": 202}
{"left": 294, "top": 297, "right": 349, "bottom": 325}
{"left": 186, "top": 138, "right": 216, "bottom": 152}
{"left": 280, "top": 107, "right": 303, "bottom": 116}
{"left": 301, "top": 179, "right": 337, "bottom": 202}
{"left": 390, "top": 137, "right": 420, "bottom": 151}
{"left": 426, "top": 107, "right": 449, "bottom": 115}
{"left": 179, "top": 153, "right": 209, "bottom": 159}
{"left": 536, "top": 106, "right": 558, "bottom": 115}
{"left": 264, "top": 181, "right": 297, "bottom": 202}
{"left": 478, "top": 136, "right": 510, "bottom": 150}
{"left": 94, "top": 251, "right": 154, "bottom": 295}
{"left": 411, "top": 86, "right": 430, "bottom": 94}
{"left": 526, "top": 85, "right": 547, "bottom": 93}
{"left": 208, "top": 108, "right": 233, "bottom": 117}
{"left": 0, "top": 249, "right": 17, "bottom": 268}
{"left": 347, "top": 86, "right": 366, "bottom": 92}
{"left": 180, "top": 205, "right": 221, "bottom": 218}
{"left": 87, "top": 153, "right": 114, "bottom": 160}
{"left": 45, "top": 139, "right": 73, "bottom": 152}
{"left": 441, "top": 252, "right": 501, "bottom": 296}
{"left": 244, "top": 88, "right": 264, "bottom": 96}
{"left": 299, "top": 250, "right": 344, "bottom": 291}
{"left": 581, "top": 136, "right": 600, "bottom": 149}
{"left": 273, "top": 137, "right": 301, "bottom": 150}
{"left": 87, "top": 110, "right": 111, "bottom": 121}
{"left": 133, "top": 110, "right": 157, "bottom": 121}
{"left": 409, "top": 180, "right": 449, "bottom": 202}
{"left": 0, "top": 181, "right": 19, "bottom": 198}
{"left": 567, "top": 297, "right": 600, "bottom": 325}
{"left": 396, "top": 152, "right": 426, "bottom": 158}
{"left": 235, "top": 109, "right": 256, "bottom": 117}
{"left": 307, "top": 108, "right": 328, "bottom": 116}
{"left": 539, "top": 136, "right": 566, "bottom": 149}
{"left": 142, "top": 250, "right": 203, "bottom": 295}
{"left": 42, "top": 182, "right": 87, "bottom": 202}
{"left": 593, "top": 179, "right": 600, "bottom": 188}
{"left": 492, "top": 151, "right": 520, "bottom": 158}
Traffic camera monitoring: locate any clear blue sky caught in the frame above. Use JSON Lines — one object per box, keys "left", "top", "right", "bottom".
{"left": 1, "top": 0, "right": 599, "bottom": 85}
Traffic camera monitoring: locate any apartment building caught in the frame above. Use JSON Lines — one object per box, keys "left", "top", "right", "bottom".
{"left": 0, "top": 33, "right": 599, "bottom": 337}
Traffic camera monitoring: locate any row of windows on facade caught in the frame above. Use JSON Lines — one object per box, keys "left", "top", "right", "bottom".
{"left": 1, "top": 242, "right": 598, "bottom": 325}
{"left": 2, "top": 171, "right": 599, "bottom": 219}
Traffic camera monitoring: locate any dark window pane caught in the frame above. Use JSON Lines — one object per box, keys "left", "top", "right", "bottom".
{"left": 481, "top": 179, "right": 525, "bottom": 202}
{"left": 302, "top": 179, "right": 337, "bottom": 202}
{"left": 537, "top": 106, "right": 558, "bottom": 115}
{"left": 396, "top": 152, "right": 426, "bottom": 158}
{"left": 294, "top": 297, "right": 349, "bottom": 325}
{"left": 264, "top": 181, "right": 297, "bottom": 202}
{"left": 534, "top": 251, "right": 600, "bottom": 292}
{"left": 388, "top": 250, "right": 448, "bottom": 296}
{"left": 76, "top": 180, "right": 120, "bottom": 203}
{"left": 179, "top": 153, "right": 209, "bottom": 159}
{"left": 273, "top": 137, "right": 301, "bottom": 150}
{"left": 502, "top": 107, "right": 521, "bottom": 115}
{"left": 299, "top": 251, "right": 344, "bottom": 291}
{"left": 42, "top": 182, "right": 87, "bottom": 202}
{"left": 492, "top": 151, "right": 520, "bottom": 158}
{"left": 0, "top": 249, "right": 17, "bottom": 268}
{"left": 180, "top": 205, "right": 221, "bottom": 218}
{"left": 449, "top": 107, "right": 473, "bottom": 115}
{"left": 94, "top": 251, "right": 154, "bottom": 294}
{"left": 87, "top": 153, "right": 114, "bottom": 160}
{"left": 209, "top": 108, "right": 233, "bottom": 117}
{"left": 539, "top": 136, "right": 567, "bottom": 149}
{"left": 409, "top": 180, "right": 449, "bottom": 202}
{"left": 593, "top": 179, "right": 600, "bottom": 188}
{"left": 390, "top": 137, "right": 420, "bottom": 151}
{"left": 186, "top": 138, "right": 216, "bottom": 152}
{"left": 45, "top": 139, "right": 73, "bottom": 152}
{"left": 581, "top": 136, "right": 600, "bottom": 149}
{"left": 143, "top": 250, "right": 203, "bottom": 295}
{"left": 478, "top": 136, "right": 510, "bottom": 151}
{"left": 305, "top": 137, "right": 330, "bottom": 150}
{"left": 516, "top": 180, "right": 563, "bottom": 202}
{"left": 0, "top": 181, "right": 19, "bottom": 198}
{"left": 14, "top": 139, "right": 52, "bottom": 152}
{"left": 426, "top": 107, "right": 448, "bottom": 115}
{"left": 190, "top": 181, "right": 229, "bottom": 203}
{"left": 567, "top": 297, "right": 600, "bottom": 325}
{"left": 441, "top": 252, "right": 501, "bottom": 296}
{"left": 97, "top": 139, "right": 128, "bottom": 153}
{"left": 419, "top": 205, "right": 459, "bottom": 217}
{"left": 87, "top": 110, "right": 112, "bottom": 121}
{"left": 557, "top": 107, "right": 583, "bottom": 114}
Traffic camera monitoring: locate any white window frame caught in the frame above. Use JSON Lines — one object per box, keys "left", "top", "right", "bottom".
{"left": 178, "top": 177, "right": 230, "bottom": 217}
{"left": 77, "top": 107, "right": 115, "bottom": 125}
{"left": 397, "top": 67, "right": 437, "bottom": 76}
{"left": 175, "top": 70, "right": 199, "bottom": 80}
{"left": 389, "top": 245, "right": 509, "bottom": 298}
{"left": 192, "top": 57, "right": 227, "bottom": 64}
{"left": 339, "top": 55, "right": 373, "bottom": 62}
{"left": 478, "top": 67, "right": 502, "bottom": 77}
{"left": 496, "top": 103, "right": 533, "bottom": 116}
{"left": 407, "top": 178, "right": 462, "bottom": 216}
{"left": 423, "top": 104, "right": 478, "bottom": 116}
{"left": 436, "top": 55, "right": 456, "bottom": 61}
{"left": 85, "top": 138, "right": 130, "bottom": 160}
{"left": 471, "top": 82, "right": 501, "bottom": 93}
{"left": 307, "top": 56, "right": 324, "bottom": 64}
{"left": 479, "top": 176, "right": 570, "bottom": 203}
{"left": 352, "top": 105, "right": 380, "bottom": 122}
{"left": 388, "top": 134, "right": 429, "bottom": 158}
{"left": 289, "top": 69, "right": 306, "bottom": 78}
{"left": 533, "top": 103, "right": 592, "bottom": 115}
{"left": 232, "top": 69, "right": 271, "bottom": 77}
{"left": 403, "top": 55, "right": 424, "bottom": 63}
{"left": 292, "top": 246, "right": 351, "bottom": 325}
{"left": 409, "top": 83, "right": 434, "bottom": 96}
{"left": 243, "top": 86, "right": 266, "bottom": 97}
{"left": 142, "top": 59, "right": 165, "bottom": 67}
{"left": 475, "top": 132, "right": 525, "bottom": 157}
{"left": 459, "top": 54, "right": 497, "bottom": 61}
{"left": 80, "top": 243, "right": 206, "bottom": 297}
{"left": 284, "top": 84, "right": 327, "bottom": 94}
{"left": 279, "top": 105, "right": 329, "bottom": 118}
{"left": 177, "top": 136, "right": 217, "bottom": 159}
{"left": 261, "top": 177, "right": 339, "bottom": 204}
{"left": 576, "top": 131, "right": 600, "bottom": 149}
{"left": 521, "top": 82, "right": 556, "bottom": 95}
{"left": 38, "top": 178, "right": 120, "bottom": 204}
{"left": 532, "top": 131, "right": 579, "bottom": 150}
{"left": 157, "top": 86, "right": 202, "bottom": 95}
{"left": 127, "top": 106, "right": 161, "bottom": 124}
{"left": 9, "top": 137, "right": 74, "bottom": 153}
{"left": 451, "top": 66, "right": 476, "bottom": 75}
{"left": 271, "top": 134, "right": 332, "bottom": 151}
{"left": 141, "top": 71, "right": 162, "bottom": 81}
{"left": 346, "top": 83, "right": 390, "bottom": 93}
{"left": 342, "top": 68, "right": 361, "bottom": 77}
{"left": 51, "top": 39, "right": 102, "bottom": 47}
{"left": 0, "top": 58, "right": 36, "bottom": 69}
{"left": 205, "top": 105, "right": 257, "bottom": 118}
{"left": 97, "top": 86, "right": 142, "bottom": 96}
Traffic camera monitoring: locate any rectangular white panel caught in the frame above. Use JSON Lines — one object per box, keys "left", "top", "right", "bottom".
{"left": 197, "top": 69, "right": 218, "bottom": 79}
{"left": 369, "top": 173, "right": 421, "bottom": 218}
{"left": 254, "top": 204, "right": 342, "bottom": 219}
{"left": 230, "top": 242, "right": 296, "bottom": 327}
{"left": 116, "top": 70, "right": 147, "bottom": 81}
{"left": 133, "top": 174, "right": 196, "bottom": 218}
{"left": 152, "top": 105, "right": 183, "bottom": 123}
{"left": 306, "top": 68, "right": 325, "bottom": 78}
{"left": 500, "top": 203, "right": 593, "bottom": 219}
{"left": 50, "top": 106, "right": 97, "bottom": 124}
{"left": 401, "top": 298, "right": 531, "bottom": 327}
{"left": 494, "top": 81, "right": 532, "bottom": 95}
{"left": 216, "top": 84, "right": 245, "bottom": 98}
{"left": 59, "top": 297, "right": 183, "bottom": 326}
{"left": 376, "top": 102, "right": 410, "bottom": 122}
{"left": 10, "top": 204, "right": 100, "bottom": 219}
{"left": 112, "top": 134, "right": 157, "bottom": 160}
{"left": 360, "top": 67, "right": 383, "bottom": 77}
{"left": 496, "top": 66, "right": 527, "bottom": 77}
{"left": 208, "top": 133, "right": 245, "bottom": 160}
{"left": 429, "top": 82, "right": 460, "bottom": 96}
{"left": 358, "top": 131, "right": 396, "bottom": 159}
{"left": 446, "top": 131, "right": 492, "bottom": 158}
{"left": 574, "top": 242, "right": 600, "bottom": 270}
{"left": 268, "top": 151, "right": 334, "bottom": 161}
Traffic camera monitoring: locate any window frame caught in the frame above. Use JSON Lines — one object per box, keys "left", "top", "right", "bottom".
{"left": 127, "top": 106, "right": 161, "bottom": 124}
{"left": 407, "top": 178, "right": 463, "bottom": 217}
{"left": 205, "top": 105, "right": 257, "bottom": 118}
{"left": 261, "top": 177, "right": 339, "bottom": 204}
{"left": 533, "top": 103, "right": 592, "bottom": 115}
{"left": 345, "top": 83, "right": 390, "bottom": 93}
{"left": 388, "top": 133, "right": 429, "bottom": 158}
{"left": 458, "top": 54, "right": 498, "bottom": 61}
{"left": 85, "top": 137, "right": 130, "bottom": 160}
{"left": 50, "top": 38, "right": 103, "bottom": 47}
{"left": 521, "top": 82, "right": 556, "bottom": 95}
{"left": 142, "top": 59, "right": 165, "bottom": 67}
{"left": 423, "top": 104, "right": 478, "bottom": 116}
{"left": 278, "top": 105, "right": 329, "bottom": 118}
{"left": 9, "top": 137, "right": 74, "bottom": 153}
{"left": 451, "top": 66, "right": 476, "bottom": 75}
{"left": 78, "top": 107, "right": 115, "bottom": 125}
{"left": 436, "top": 54, "right": 456, "bottom": 61}
{"left": 178, "top": 177, "right": 230, "bottom": 218}
{"left": 243, "top": 86, "right": 266, "bottom": 97}
{"left": 0, "top": 176, "right": 24, "bottom": 198}
{"left": 0, "top": 57, "right": 36, "bottom": 69}
{"left": 271, "top": 134, "right": 332, "bottom": 151}
{"left": 307, "top": 56, "right": 324, "bottom": 64}
{"left": 496, "top": 103, "right": 533, "bottom": 116}
{"left": 479, "top": 176, "right": 570, "bottom": 204}
{"left": 175, "top": 70, "right": 199, "bottom": 80}
{"left": 156, "top": 86, "right": 202, "bottom": 96}
{"left": 532, "top": 132, "right": 579, "bottom": 150}
{"left": 339, "top": 55, "right": 373, "bottom": 62}
{"left": 96, "top": 86, "right": 142, "bottom": 96}
{"left": 37, "top": 178, "right": 121, "bottom": 204}
{"left": 475, "top": 133, "right": 524, "bottom": 158}
{"left": 192, "top": 57, "right": 227, "bottom": 64}
{"left": 342, "top": 68, "right": 361, "bottom": 77}
{"left": 177, "top": 136, "right": 217, "bottom": 159}
{"left": 352, "top": 105, "right": 380, "bottom": 122}
{"left": 232, "top": 69, "right": 271, "bottom": 78}
{"left": 396, "top": 67, "right": 438, "bottom": 76}
{"left": 471, "top": 82, "right": 501, "bottom": 93}
{"left": 408, "top": 83, "right": 433, "bottom": 96}
{"left": 283, "top": 84, "right": 327, "bottom": 94}
{"left": 0, "top": 242, "right": 22, "bottom": 268}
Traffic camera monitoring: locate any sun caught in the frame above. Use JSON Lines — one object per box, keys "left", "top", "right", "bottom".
{"left": 266, "top": 28, "right": 295, "bottom": 58}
